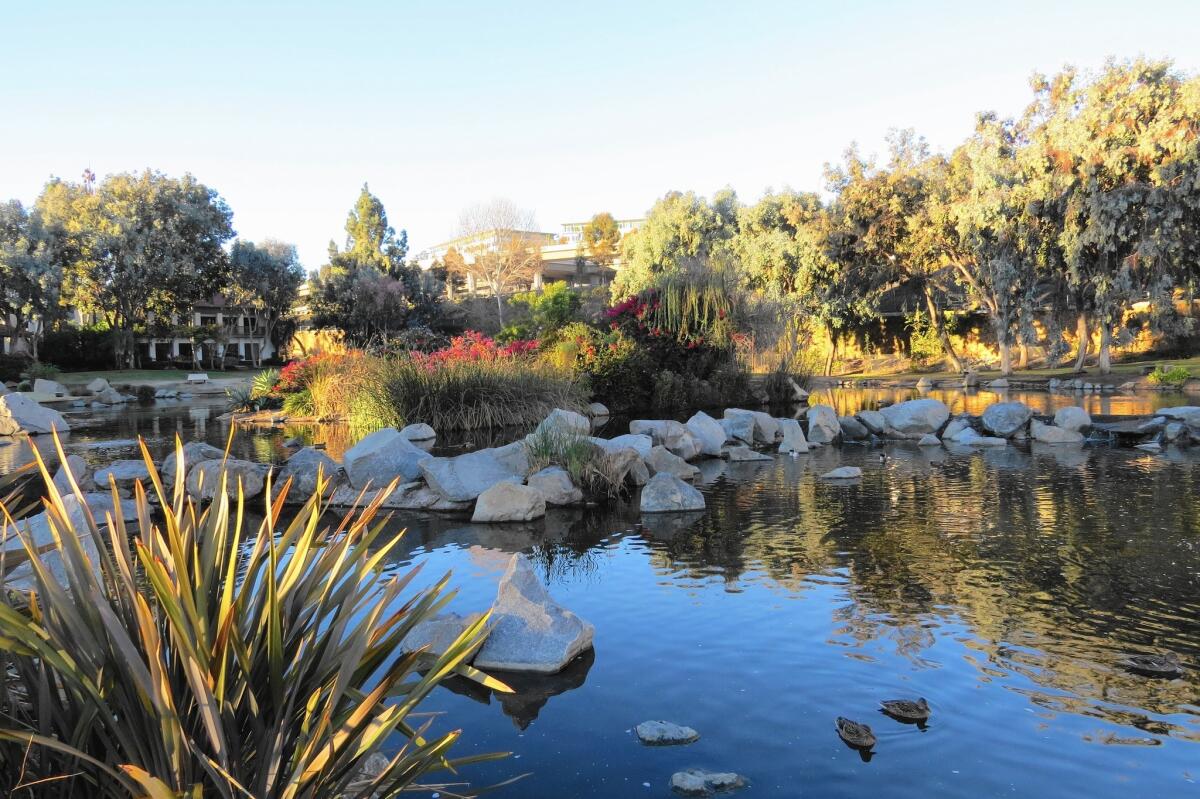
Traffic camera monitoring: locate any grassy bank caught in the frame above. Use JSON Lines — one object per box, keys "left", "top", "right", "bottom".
{"left": 835, "top": 354, "right": 1200, "bottom": 385}
{"left": 56, "top": 368, "right": 245, "bottom": 385}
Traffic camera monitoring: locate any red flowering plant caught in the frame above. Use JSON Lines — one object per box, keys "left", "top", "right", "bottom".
{"left": 408, "top": 331, "right": 540, "bottom": 369}
{"left": 276, "top": 352, "right": 359, "bottom": 393}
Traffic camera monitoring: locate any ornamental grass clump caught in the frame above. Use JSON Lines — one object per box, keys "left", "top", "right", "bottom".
{"left": 524, "top": 427, "right": 627, "bottom": 500}
{"left": 0, "top": 435, "right": 509, "bottom": 798}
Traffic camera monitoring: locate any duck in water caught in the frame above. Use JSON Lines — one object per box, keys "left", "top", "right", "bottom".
{"left": 880, "top": 698, "right": 931, "bottom": 722}
{"left": 835, "top": 717, "right": 876, "bottom": 749}
{"left": 1120, "top": 652, "right": 1184, "bottom": 677}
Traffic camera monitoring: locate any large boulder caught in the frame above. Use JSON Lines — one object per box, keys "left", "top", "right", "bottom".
{"left": 94, "top": 386, "right": 129, "bottom": 405}
{"left": 718, "top": 415, "right": 755, "bottom": 446}
{"left": 186, "top": 459, "right": 269, "bottom": 501}
{"left": 420, "top": 441, "right": 530, "bottom": 502}
{"left": 630, "top": 420, "right": 702, "bottom": 461}
{"left": 33, "top": 378, "right": 69, "bottom": 398}
{"left": 1030, "top": 419, "right": 1084, "bottom": 445}
{"left": 399, "top": 422, "right": 436, "bottom": 441}
{"left": 0, "top": 394, "right": 69, "bottom": 436}
{"left": 526, "top": 467, "right": 583, "bottom": 506}
{"left": 981, "top": 401, "right": 1032, "bottom": 437}
{"left": 471, "top": 482, "right": 546, "bottom": 523}
{"left": 805, "top": 404, "right": 841, "bottom": 444}
{"left": 645, "top": 445, "right": 700, "bottom": 481}
{"left": 777, "top": 418, "right": 808, "bottom": 454}
{"left": 94, "top": 460, "right": 150, "bottom": 490}
{"left": 686, "top": 411, "right": 727, "bottom": 457}
{"left": 473, "top": 555, "right": 594, "bottom": 673}
{"left": 3, "top": 492, "right": 136, "bottom": 591}
{"left": 343, "top": 428, "right": 432, "bottom": 488}
{"left": 838, "top": 415, "right": 870, "bottom": 441}
{"left": 53, "top": 454, "right": 96, "bottom": 493}
{"left": 942, "top": 416, "right": 974, "bottom": 442}
{"left": 592, "top": 433, "right": 653, "bottom": 458}
{"left": 277, "top": 447, "right": 343, "bottom": 496}
{"left": 722, "top": 409, "right": 778, "bottom": 445}
{"left": 534, "top": 408, "right": 590, "bottom": 438}
{"left": 161, "top": 442, "right": 225, "bottom": 483}
{"left": 1053, "top": 406, "right": 1092, "bottom": 433}
{"left": 855, "top": 409, "right": 888, "bottom": 435}
{"left": 399, "top": 612, "right": 483, "bottom": 658}
{"left": 639, "top": 472, "right": 705, "bottom": 513}
{"left": 879, "top": 398, "right": 950, "bottom": 438}
{"left": 86, "top": 377, "right": 111, "bottom": 394}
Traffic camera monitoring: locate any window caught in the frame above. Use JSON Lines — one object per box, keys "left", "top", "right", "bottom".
{"left": 199, "top": 315, "right": 217, "bottom": 327}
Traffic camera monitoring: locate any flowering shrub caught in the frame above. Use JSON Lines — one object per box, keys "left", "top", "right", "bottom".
{"left": 276, "top": 352, "right": 359, "bottom": 393}
{"left": 410, "top": 331, "right": 539, "bottom": 367}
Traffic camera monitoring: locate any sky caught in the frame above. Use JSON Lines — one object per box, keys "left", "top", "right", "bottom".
{"left": 3, "top": 0, "right": 1199, "bottom": 269}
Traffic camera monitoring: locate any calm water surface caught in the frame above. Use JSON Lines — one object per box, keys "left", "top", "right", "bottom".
{"left": 3, "top": 396, "right": 1200, "bottom": 798}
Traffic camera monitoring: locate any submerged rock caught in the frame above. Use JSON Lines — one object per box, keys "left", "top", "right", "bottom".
{"left": 981, "top": 401, "right": 1032, "bottom": 437}
{"left": 821, "top": 466, "right": 862, "bottom": 480}
{"left": 343, "top": 427, "right": 432, "bottom": 488}
{"left": 917, "top": 434, "right": 941, "bottom": 447}
{"left": 724, "top": 445, "right": 772, "bottom": 462}
{"left": 473, "top": 554, "right": 594, "bottom": 673}
{"left": 669, "top": 768, "right": 746, "bottom": 796}
{"left": 471, "top": 482, "right": 546, "bottom": 523}
{"left": 640, "top": 472, "right": 706, "bottom": 512}
{"left": 420, "top": 441, "right": 530, "bottom": 502}
{"left": 636, "top": 720, "right": 700, "bottom": 746}
{"left": 0, "top": 393, "right": 69, "bottom": 436}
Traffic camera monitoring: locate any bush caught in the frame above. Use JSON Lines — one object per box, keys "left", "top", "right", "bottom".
{"left": 135, "top": 384, "right": 156, "bottom": 403}
{"left": 0, "top": 439, "right": 505, "bottom": 797}
{"left": 25, "top": 361, "right": 61, "bottom": 380}
{"left": 38, "top": 327, "right": 116, "bottom": 371}
{"left": 0, "top": 353, "right": 31, "bottom": 383}
{"left": 526, "top": 427, "right": 627, "bottom": 499}
{"left": 1147, "top": 364, "right": 1191, "bottom": 387}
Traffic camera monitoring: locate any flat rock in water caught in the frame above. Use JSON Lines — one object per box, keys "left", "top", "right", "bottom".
{"left": 821, "top": 466, "right": 862, "bottom": 480}
{"left": 0, "top": 393, "right": 70, "bottom": 436}
{"left": 471, "top": 482, "right": 546, "bottom": 523}
{"left": 635, "top": 720, "right": 700, "bottom": 745}
{"left": 724, "top": 444, "right": 772, "bottom": 462}
{"left": 94, "top": 459, "right": 150, "bottom": 490}
{"left": 473, "top": 554, "right": 594, "bottom": 673}
{"left": 1030, "top": 419, "right": 1084, "bottom": 445}
{"left": 399, "top": 611, "right": 483, "bottom": 658}
{"left": 640, "top": 472, "right": 706, "bottom": 512}
{"left": 670, "top": 768, "right": 746, "bottom": 796}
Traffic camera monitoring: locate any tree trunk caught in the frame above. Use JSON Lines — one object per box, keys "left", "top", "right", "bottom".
{"left": 922, "top": 285, "right": 964, "bottom": 372}
{"left": 824, "top": 325, "right": 837, "bottom": 376}
{"left": 495, "top": 288, "right": 505, "bottom": 327}
{"left": 1098, "top": 323, "right": 1112, "bottom": 375}
{"left": 1016, "top": 340, "right": 1028, "bottom": 370}
{"left": 1071, "top": 312, "right": 1090, "bottom": 373}
{"left": 998, "top": 338, "right": 1013, "bottom": 376}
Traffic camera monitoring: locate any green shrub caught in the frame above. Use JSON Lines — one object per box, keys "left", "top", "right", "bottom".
{"left": 281, "top": 387, "right": 315, "bottom": 416}
{"left": 250, "top": 367, "right": 281, "bottom": 398}
{"left": 1147, "top": 364, "right": 1191, "bottom": 387}
{"left": 0, "top": 439, "right": 506, "bottom": 797}
{"left": 26, "top": 361, "right": 61, "bottom": 380}
{"left": 525, "top": 427, "right": 627, "bottom": 499}
{"left": 905, "top": 310, "right": 944, "bottom": 365}
{"left": 0, "top": 353, "right": 31, "bottom": 383}
{"left": 38, "top": 327, "right": 117, "bottom": 370}
{"left": 135, "top": 384, "right": 156, "bottom": 403}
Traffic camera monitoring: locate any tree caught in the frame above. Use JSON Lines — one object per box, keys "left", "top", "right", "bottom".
{"left": 228, "top": 239, "right": 305, "bottom": 365}
{"left": 614, "top": 190, "right": 738, "bottom": 298}
{"left": 1024, "top": 59, "right": 1200, "bottom": 373}
{"left": 328, "top": 183, "right": 408, "bottom": 277}
{"left": 579, "top": 212, "right": 621, "bottom": 271}
{"left": 451, "top": 198, "right": 544, "bottom": 326}
{"left": 0, "top": 200, "right": 64, "bottom": 360}
{"left": 37, "top": 170, "right": 234, "bottom": 368}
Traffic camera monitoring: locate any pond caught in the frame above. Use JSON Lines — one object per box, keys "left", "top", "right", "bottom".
{"left": 3, "top": 394, "right": 1200, "bottom": 797}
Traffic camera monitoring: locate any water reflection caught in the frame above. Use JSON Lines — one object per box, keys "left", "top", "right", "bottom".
{"left": 807, "top": 385, "right": 1194, "bottom": 417}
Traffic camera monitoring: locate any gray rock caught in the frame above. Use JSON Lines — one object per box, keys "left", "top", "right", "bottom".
{"left": 471, "top": 482, "right": 545, "bottom": 523}
{"left": 1053, "top": 406, "right": 1092, "bottom": 432}
{"left": 630, "top": 420, "right": 703, "bottom": 461}
{"left": 686, "top": 411, "right": 727, "bottom": 457}
{"left": 1030, "top": 419, "right": 1084, "bottom": 445}
{"left": 627, "top": 455, "right": 650, "bottom": 486}
{"left": 942, "top": 416, "right": 973, "bottom": 441}
{"left": 723, "top": 408, "right": 778, "bottom": 445}
{"left": 277, "top": 447, "right": 343, "bottom": 496}
{"left": 1136, "top": 442, "right": 1162, "bottom": 452}
{"left": 161, "top": 442, "right": 225, "bottom": 483}
{"left": 670, "top": 768, "right": 746, "bottom": 796}
{"left": 420, "top": 441, "right": 530, "bottom": 502}
{"left": 838, "top": 415, "right": 870, "bottom": 441}
{"left": 724, "top": 445, "right": 773, "bottom": 462}
{"left": 1164, "top": 421, "right": 1186, "bottom": 442}
{"left": 587, "top": 402, "right": 610, "bottom": 418}
{"left": 880, "top": 398, "right": 950, "bottom": 437}
{"left": 343, "top": 427, "right": 432, "bottom": 488}
{"left": 718, "top": 415, "right": 755, "bottom": 445}
{"left": 53, "top": 454, "right": 95, "bottom": 493}
{"left": 988, "top": 377, "right": 1010, "bottom": 389}
{"left": 640, "top": 472, "right": 706, "bottom": 512}
{"left": 0, "top": 393, "right": 69, "bottom": 436}
{"left": 473, "top": 555, "right": 594, "bottom": 673}
{"left": 527, "top": 466, "right": 583, "bottom": 505}
{"left": 94, "top": 386, "right": 128, "bottom": 405}
{"left": 534, "top": 408, "right": 590, "bottom": 438}
{"left": 777, "top": 418, "right": 808, "bottom": 453}
{"left": 186, "top": 459, "right": 269, "bottom": 501}
{"left": 592, "top": 433, "right": 653, "bottom": 459}
{"left": 915, "top": 376, "right": 934, "bottom": 390}
{"left": 635, "top": 720, "right": 700, "bottom": 746}
{"left": 399, "top": 612, "right": 483, "bottom": 658}
{"left": 856, "top": 409, "right": 888, "bottom": 435}
{"left": 821, "top": 466, "right": 862, "bottom": 480}
{"left": 95, "top": 459, "right": 150, "bottom": 490}
{"left": 981, "top": 401, "right": 1032, "bottom": 437}
{"left": 805, "top": 404, "right": 841, "bottom": 444}
{"left": 86, "top": 377, "right": 111, "bottom": 394}
{"left": 646, "top": 445, "right": 700, "bottom": 480}
{"left": 399, "top": 422, "right": 436, "bottom": 441}
{"left": 917, "top": 434, "right": 941, "bottom": 446}
{"left": 3, "top": 492, "right": 136, "bottom": 591}
{"left": 33, "top": 378, "right": 69, "bottom": 397}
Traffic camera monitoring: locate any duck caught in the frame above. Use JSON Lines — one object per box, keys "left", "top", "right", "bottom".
{"left": 878, "top": 452, "right": 888, "bottom": 465}
{"left": 1119, "top": 652, "right": 1184, "bottom": 677}
{"left": 880, "top": 697, "right": 930, "bottom": 722}
{"left": 835, "top": 717, "right": 876, "bottom": 749}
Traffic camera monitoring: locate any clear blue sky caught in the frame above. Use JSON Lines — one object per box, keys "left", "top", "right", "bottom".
{"left": 3, "top": 0, "right": 1198, "bottom": 269}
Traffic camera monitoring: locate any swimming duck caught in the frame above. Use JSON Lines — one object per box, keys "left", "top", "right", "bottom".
{"left": 835, "top": 717, "right": 876, "bottom": 749}
{"left": 1119, "top": 653, "right": 1183, "bottom": 677}
{"left": 878, "top": 452, "right": 888, "bottom": 465}
{"left": 880, "top": 698, "right": 930, "bottom": 722}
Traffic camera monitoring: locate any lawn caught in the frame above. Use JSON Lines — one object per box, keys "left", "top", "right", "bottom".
{"left": 56, "top": 369, "right": 252, "bottom": 385}
{"left": 846, "top": 354, "right": 1200, "bottom": 383}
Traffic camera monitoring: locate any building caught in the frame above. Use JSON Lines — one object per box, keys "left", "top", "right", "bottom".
{"left": 135, "top": 296, "right": 275, "bottom": 366}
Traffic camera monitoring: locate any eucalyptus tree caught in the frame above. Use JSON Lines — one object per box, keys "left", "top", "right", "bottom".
{"left": 0, "top": 200, "right": 64, "bottom": 360}
{"left": 228, "top": 239, "right": 305, "bottom": 364}
{"left": 1023, "top": 59, "right": 1200, "bottom": 373}
{"left": 37, "top": 170, "right": 234, "bottom": 368}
